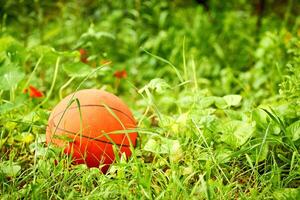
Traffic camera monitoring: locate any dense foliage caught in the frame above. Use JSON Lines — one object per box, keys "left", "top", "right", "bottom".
{"left": 0, "top": 0, "right": 299, "bottom": 199}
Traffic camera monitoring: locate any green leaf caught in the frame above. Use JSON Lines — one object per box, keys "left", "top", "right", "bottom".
{"left": 0, "top": 36, "right": 17, "bottom": 52}
{"left": 214, "top": 97, "right": 228, "bottom": 109}
{"left": 219, "top": 120, "right": 255, "bottom": 149}
{"left": 223, "top": 94, "right": 242, "bottom": 107}
{"left": 80, "top": 25, "right": 115, "bottom": 40}
{"left": 273, "top": 188, "right": 300, "bottom": 200}
{"left": 31, "top": 45, "right": 77, "bottom": 64}
{"left": 0, "top": 36, "right": 26, "bottom": 64}
{"left": 63, "top": 62, "right": 93, "bottom": 77}
{"left": 143, "top": 137, "right": 183, "bottom": 162}
{"left": 215, "top": 147, "right": 232, "bottom": 163}
{"left": 224, "top": 110, "right": 247, "bottom": 121}
{"left": 76, "top": 25, "right": 115, "bottom": 48}
{"left": 213, "top": 43, "right": 225, "bottom": 59}
{"left": 139, "top": 78, "right": 170, "bottom": 94}
{"left": 37, "top": 160, "right": 51, "bottom": 177}
{"left": 0, "top": 64, "right": 25, "bottom": 90}
{"left": 198, "top": 96, "right": 215, "bottom": 109}
{"left": 31, "top": 45, "right": 59, "bottom": 63}
{"left": 0, "top": 162, "right": 21, "bottom": 177}
{"left": 143, "top": 138, "right": 160, "bottom": 153}
{"left": 14, "top": 132, "right": 34, "bottom": 144}
{"left": 252, "top": 108, "right": 269, "bottom": 128}
{"left": 30, "top": 144, "right": 46, "bottom": 157}
{"left": 287, "top": 120, "right": 300, "bottom": 141}
{"left": 0, "top": 94, "right": 27, "bottom": 114}
{"left": 255, "top": 143, "right": 269, "bottom": 162}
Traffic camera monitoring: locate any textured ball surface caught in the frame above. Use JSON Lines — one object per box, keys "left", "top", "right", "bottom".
{"left": 46, "top": 89, "right": 137, "bottom": 173}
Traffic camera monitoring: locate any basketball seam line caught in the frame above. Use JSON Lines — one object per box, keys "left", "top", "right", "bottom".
{"left": 52, "top": 125, "right": 136, "bottom": 148}
{"left": 51, "top": 104, "right": 136, "bottom": 124}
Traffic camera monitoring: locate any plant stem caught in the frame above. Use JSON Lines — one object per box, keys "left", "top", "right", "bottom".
{"left": 33, "top": 57, "right": 60, "bottom": 111}
{"left": 23, "top": 56, "right": 43, "bottom": 91}
{"left": 59, "top": 76, "right": 75, "bottom": 100}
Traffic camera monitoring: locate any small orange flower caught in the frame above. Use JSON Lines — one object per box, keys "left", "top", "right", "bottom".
{"left": 79, "top": 48, "right": 88, "bottom": 63}
{"left": 24, "top": 85, "right": 43, "bottom": 98}
{"left": 114, "top": 69, "right": 127, "bottom": 79}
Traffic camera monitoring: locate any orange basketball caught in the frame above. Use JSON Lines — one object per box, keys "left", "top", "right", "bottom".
{"left": 46, "top": 89, "right": 137, "bottom": 173}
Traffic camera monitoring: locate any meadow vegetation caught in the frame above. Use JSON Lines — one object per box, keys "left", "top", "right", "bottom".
{"left": 0, "top": 0, "right": 300, "bottom": 199}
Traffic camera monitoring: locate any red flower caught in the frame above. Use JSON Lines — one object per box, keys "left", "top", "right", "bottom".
{"left": 79, "top": 48, "right": 88, "bottom": 63}
{"left": 114, "top": 69, "right": 127, "bottom": 79}
{"left": 24, "top": 85, "right": 43, "bottom": 98}
{"left": 79, "top": 48, "right": 87, "bottom": 55}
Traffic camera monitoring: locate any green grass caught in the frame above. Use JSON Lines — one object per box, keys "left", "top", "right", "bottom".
{"left": 0, "top": 0, "right": 300, "bottom": 199}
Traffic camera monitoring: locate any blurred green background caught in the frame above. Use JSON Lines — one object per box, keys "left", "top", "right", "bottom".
{"left": 1, "top": 0, "right": 298, "bottom": 99}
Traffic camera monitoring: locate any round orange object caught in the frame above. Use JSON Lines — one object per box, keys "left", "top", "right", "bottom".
{"left": 46, "top": 89, "right": 137, "bottom": 173}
